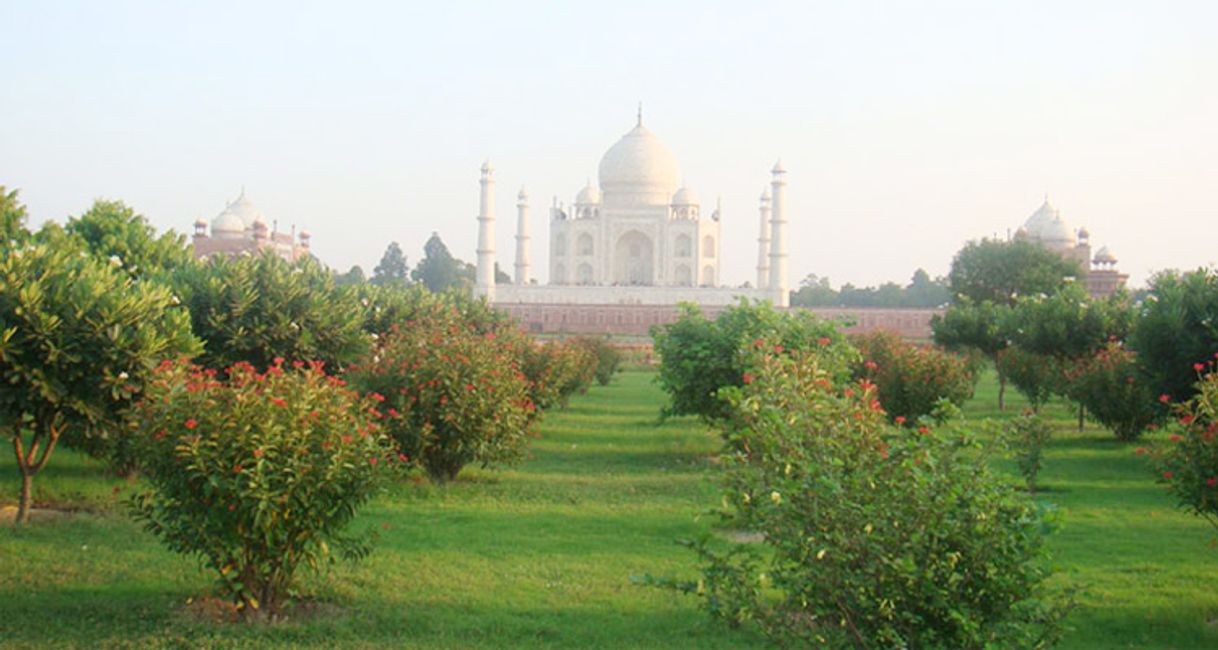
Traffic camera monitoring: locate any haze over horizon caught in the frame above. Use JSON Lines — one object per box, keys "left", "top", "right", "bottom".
{"left": 2, "top": 1, "right": 1215, "bottom": 289}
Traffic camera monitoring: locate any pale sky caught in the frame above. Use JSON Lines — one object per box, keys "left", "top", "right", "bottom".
{"left": 2, "top": 1, "right": 1215, "bottom": 288}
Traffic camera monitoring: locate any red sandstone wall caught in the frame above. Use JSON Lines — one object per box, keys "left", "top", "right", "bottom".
{"left": 495, "top": 303, "right": 942, "bottom": 340}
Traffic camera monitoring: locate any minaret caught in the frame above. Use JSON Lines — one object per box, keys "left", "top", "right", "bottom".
{"left": 756, "top": 188, "right": 771, "bottom": 289}
{"left": 768, "top": 160, "right": 789, "bottom": 307}
{"left": 475, "top": 160, "right": 496, "bottom": 301}
{"left": 514, "top": 186, "right": 530, "bottom": 285}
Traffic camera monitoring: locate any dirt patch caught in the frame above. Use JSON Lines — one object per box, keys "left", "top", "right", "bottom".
{"left": 175, "top": 595, "right": 348, "bottom": 625}
{"left": 0, "top": 505, "right": 76, "bottom": 524}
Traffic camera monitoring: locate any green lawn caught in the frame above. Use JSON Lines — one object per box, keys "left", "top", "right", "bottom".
{"left": 2, "top": 369, "right": 1218, "bottom": 648}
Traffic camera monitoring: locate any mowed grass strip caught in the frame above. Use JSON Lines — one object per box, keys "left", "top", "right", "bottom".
{"left": 2, "top": 368, "right": 1218, "bottom": 648}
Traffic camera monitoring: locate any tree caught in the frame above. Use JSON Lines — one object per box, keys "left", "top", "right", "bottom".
{"left": 789, "top": 274, "right": 838, "bottom": 307}
{"left": 335, "top": 265, "right": 366, "bottom": 286}
{"left": 932, "top": 298, "right": 1011, "bottom": 409}
{"left": 1130, "top": 268, "right": 1218, "bottom": 402}
{"left": 371, "top": 242, "right": 409, "bottom": 286}
{"left": 904, "top": 268, "right": 951, "bottom": 308}
{"left": 411, "top": 233, "right": 472, "bottom": 293}
{"left": 59, "top": 199, "right": 194, "bottom": 280}
{"left": 1, "top": 186, "right": 30, "bottom": 247}
{"left": 1, "top": 242, "right": 199, "bottom": 523}
{"left": 948, "top": 239, "right": 1081, "bottom": 306}
{"left": 173, "top": 251, "right": 368, "bottom": 372}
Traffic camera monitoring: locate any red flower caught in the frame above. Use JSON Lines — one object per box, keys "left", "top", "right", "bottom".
{"left": 864, "top": 360, "right": 878, "bottom": 371}
{"left": 184, "top": 418, "right": 198, "bottom": 430}
{"left": 273, "top": 357, "right": 285, "bottom": 366}
{"left": 1194, "top": 362, "right": 1207, "bottom": 372}
{"left": 271, "top": 397, "right": 287, "bottom": 407}
{"left": 1169, "top": 434, "right": 1182, "bottom": 442}
{"left": 253, "top": 449, "right": 264, "bottom": 458}
{"left": 1134, "top": 447, "right": 1147, "bottom": 455}
{"left": 1181, "top": 415, "right": 1196, "bottom": 425}
{"left": 1207, "top": 477, "right": 1218, "bottom": 488}
{"left": 752, "top": 338, "right": 766, "bottom": 347}
{"left": 774, "top": 345, "right": 785, "bottom": 353}
{"left": 1163, "top": 471, "right": 1173, "bottom": 480}
{"left": 234, "top": 465, "right": 243, "bottom": 473}
{"left": 292, "top": 360, "right": 304, "bottom": 369}
{"left": 368, "top": 457, "right": 379, "bottom": 466}
{"left": 398, "top": 453, "right": 409, "bottom": 463}
{"left": 1159, "top": 394, "right": 1171, "bottom": 404}
{"left": 817, "top": 337, "right": 831, "bottom": 346}
{"left": 341, "top": 434, "right": 353, "bottom": 444}
{"left": 742, "top": 372, "right": 755, "bottom": 385}
{"left": 894, "top": 416, "right": 906, "bottom": 425}
{"left": 227, "top": 504, "right": 236, "bottom": 511}
{"left": 368, "top": 392, "right": 386, "bottom": 402}
{"left": 918, "top": 426, "right": 929, "bottom": 435}
{"left": 154, "top": 429, "right": 168, "bottom": 440}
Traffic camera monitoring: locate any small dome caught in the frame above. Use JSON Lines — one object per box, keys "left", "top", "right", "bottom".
{"left": 597, "top": 121, "right": 680, "bottom": 207}
{"left": 193, "top": 217, "right": 208, "bottom": 228}
{"left": 1077, "top": 227, "right": 1090, "bottom": 239}
{"left": 575, "top": 180, "right": 600, "bottom": 205}
{"left": 517, "top": 186, "right": 529, "bottom": 201}
{"left": 760, "top": 188, "right": 771, "bottom": 203}
{"left": 671, "top": 186, "right": 698, "bottom": 206}
{"left": 225, "top": 188, "right": 266, "bottom": 228}
{"left": 1094, "top": 246, "right": 1117, "bottom": 265}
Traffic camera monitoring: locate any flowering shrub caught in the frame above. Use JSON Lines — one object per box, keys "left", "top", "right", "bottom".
{"left": 852, "top": 330, "right": 976, "bottom": 425}
{"left": 1152, "top": 362, "right": 1218, "bottom": 531}
{"left": 572, "top": 336, "right": 623, "bottom": 386}
{"left": 1065, "top": 343, "right": 1161, "bottom": 440}
{"left": 667, "top": 350, "right": 1068, "bottom": 648}
{"left": 520, "top": 340, "right": 597, "bottom": 411}
{"left": 130, "top": 359, "right": 395, "bottom": 619}
{"left": 652, "top": 300, "right": 854, "bottom": 422}
{"left": 348, "top": 320, "right": 534, "bottom": 482}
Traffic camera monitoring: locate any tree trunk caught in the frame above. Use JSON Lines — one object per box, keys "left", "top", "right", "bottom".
{"left": 1078, "top": 404, "right": 1086, "bottom": 432}
{"left": 994, "top": 353, "right": 1006, "bottom": 411}
{"left": 16, "top": 471, "right": 32, "bottom": 525}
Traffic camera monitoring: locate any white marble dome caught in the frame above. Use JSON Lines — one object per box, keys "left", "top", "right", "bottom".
{"left": 211, "top": 209, "right": 246, "bottom": 238}
{"left": 1094, "top": 246, "right": 1117, "bottom": 265}
{"left": 225, "top": 189, "right": 265, "bottom": 228}
{"left": 671, "top": 186, "right": 698, "bottom": 206}
{"left": 1024, "top": 198, "right": 1076, "bottom": 249}
{"left": 597, "top": 122, "right": 680, "bottom": 207}
{"left": 575, "top": 180, "right": 599, "bottom": 205}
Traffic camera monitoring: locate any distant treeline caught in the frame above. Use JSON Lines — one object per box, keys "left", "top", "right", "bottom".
{"left": 789, "top": 269, "right": 950, "bottom": 309}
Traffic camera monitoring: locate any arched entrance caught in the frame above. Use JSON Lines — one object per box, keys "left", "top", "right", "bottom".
{"left": 614, "top": 231, "right": 654, "bottom": 285}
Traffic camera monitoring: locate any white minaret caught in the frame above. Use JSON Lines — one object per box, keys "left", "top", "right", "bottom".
{"left": 475, "top": 160, "right": 496, "bottom": 301}
{"left": 514, "top": 186, "right": 530, "bottom": 285}
{"left": 768, "top": 160, "right": 789, "bottom": 307}
{"left": 756, "top": 188, "right": 771, "bottom": 289}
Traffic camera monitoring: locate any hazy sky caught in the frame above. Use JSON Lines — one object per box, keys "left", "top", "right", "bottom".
{"left": 2, "top": 1, "right": 1215, "bottom": 288}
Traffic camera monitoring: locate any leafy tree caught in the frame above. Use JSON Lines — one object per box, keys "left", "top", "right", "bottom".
{"left": 652, "top": 300, "right": 854, "bottom": 422}
{"left": 1, "top": 186, "right": 30, "bottom": 246}
{"left": 173, "top": 251, "right": 368, "bottom": 372}
{"left": 948, "top": 239, "right": 1081, "bottom": 306}
{"left": 494, "top": 262, "right": 511, "bottom": 284}
{"left": 789, "top": 274, "right": 838, "bottom": 307}
{"left": 1, "top": 242, "right": 199, "bottom": 523}
{"left": 371, "top": 242, "right": 409, "bottom": 286}
{"left": 1130, "top": 268, "right": 1218, "bottom": 402}
{"left": 411, "top": 233, "right": 472, "bottom": 292}
{"left": 59, "top": 199, "right": 194, "bottom": 279}
{"left": 335, "top": 265, "right": 366, "bottom": 286}
{"left": 932, "top": 298, "right": 1012, "bottom": 409}
{"left": 790, "top": 270, "right": 950, "bottom": 309}
{"left": 853, "top": 330, "right": 976, "bottom": 424}
{"left": 904, "top": 268, "right": 951, "bottom": 307}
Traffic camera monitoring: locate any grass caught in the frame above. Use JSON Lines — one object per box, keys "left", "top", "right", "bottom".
{"left": 2, "top": 368, "right": 1218, "bottom": 648}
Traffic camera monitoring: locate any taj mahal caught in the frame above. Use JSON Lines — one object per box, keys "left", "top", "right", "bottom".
{"left": 473, "top": 110, "right": 791, "bottom": 308}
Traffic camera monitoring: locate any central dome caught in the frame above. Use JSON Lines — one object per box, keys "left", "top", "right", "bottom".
{"left": 597, "top": 122, "right": 680, "bottom": 208}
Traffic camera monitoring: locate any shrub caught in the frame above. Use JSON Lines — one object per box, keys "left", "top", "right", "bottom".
{"left": 997, "top": 347, "right": 1060, "bottom": 412}
{"left": 1, "top": 242, "right": 199, "bottom": 523}
{"left": 1007, "top": 413, "right": 1052, "bottom": 491}
{"left": 131, "top": 359, "right": 396, "bottom": 619}
{"left": 1131, "top": 268, "right": 1218, "bottom": 402}
{"left": 674, "top": 349, "right": 1068, "bottom": 648}
{"left": 347, "top": 320, "right": 535, "bottom": 483}
{"left": 652, "top": 300, "right": 853, "bottom": 422}
{"left": 1152, "top": 361, "right": 1218, "bottom": 532}
{"left": 853, "top": 330, "right": 976, "bottom": 424}
{"left": 573, "top": 336, "right": 623, "bottom": 386}
{"left": 1065, "top": 344, "right": 1161, "bottom": 440}
{"left": 173, "top": 251, "right": 368, "bottom": 372}
{"left": 520, "top": 340, "right": 597, "bottom": 411}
